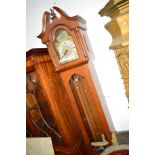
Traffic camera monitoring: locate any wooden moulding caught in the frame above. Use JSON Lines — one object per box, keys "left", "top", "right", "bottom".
{"left": 38, "top": 7, "right": 87, "bottom": 44}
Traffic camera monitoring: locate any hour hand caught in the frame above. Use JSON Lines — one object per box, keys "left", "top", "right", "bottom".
{"left": 64, "top": 49, "right": 68, "bottom": 55}
{"left": 61, "top": 50, "right": 68, "bottom": 59}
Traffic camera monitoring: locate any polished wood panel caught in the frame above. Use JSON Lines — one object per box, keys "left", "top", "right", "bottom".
{"left": 70, "top": 74, "right": 105, "bottom": 141}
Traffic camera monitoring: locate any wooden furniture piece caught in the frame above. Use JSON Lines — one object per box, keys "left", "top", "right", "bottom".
{"left": 26, "top": 72, "right": 62, "bottom": 142}
{"left": 26, "top": 48, "right": 90, "bottom": 155}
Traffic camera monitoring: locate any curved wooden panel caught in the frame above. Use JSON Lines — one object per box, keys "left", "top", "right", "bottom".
{"left": 70, "top": 74, "right": 103, "bottom": 142}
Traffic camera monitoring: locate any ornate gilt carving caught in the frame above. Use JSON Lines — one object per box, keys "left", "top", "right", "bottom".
{"left": 114, "top": 46, "right": 129, "bottom": 98}
{"left": 99, "top": 0, "right": 129, "bottom": 100}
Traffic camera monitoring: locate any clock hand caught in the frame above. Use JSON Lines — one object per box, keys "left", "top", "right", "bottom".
{"left": 60, "top": 49, "right": 68, "bottom": 59}
{"left": 64, "top": 49, "right": 68, "bottom": 55}
{"left": 62, "top": 49, "right": 68, "bottom": 58}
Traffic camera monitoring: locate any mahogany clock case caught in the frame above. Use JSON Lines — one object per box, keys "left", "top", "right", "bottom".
{"left": 26, "top": 6, "right": 112, "bottom": 155}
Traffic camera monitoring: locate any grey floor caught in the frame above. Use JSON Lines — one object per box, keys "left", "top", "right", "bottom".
{"left": 116, "top": 131, "right": 129, "bottom": 144}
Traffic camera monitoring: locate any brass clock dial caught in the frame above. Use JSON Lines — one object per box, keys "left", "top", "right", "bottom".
{"left": 54, "top": 30, "right": 79, "bottom": 64}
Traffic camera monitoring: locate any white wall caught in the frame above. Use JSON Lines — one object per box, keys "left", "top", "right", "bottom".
{"left": 27, "top": 0, "right": 129, "bottom": 132}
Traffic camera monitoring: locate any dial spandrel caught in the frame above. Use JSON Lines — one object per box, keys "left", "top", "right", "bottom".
{"left": 53, "top": 30, "right": 79, "bottom": 64}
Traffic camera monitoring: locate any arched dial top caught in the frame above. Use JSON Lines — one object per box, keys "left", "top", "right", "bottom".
{"left": 53, "top": 29, "right": 79, "bottom": 64}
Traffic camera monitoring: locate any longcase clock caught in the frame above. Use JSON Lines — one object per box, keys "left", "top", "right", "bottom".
{"left": 37, "top": 6, "right": 112, "bottom": 155}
